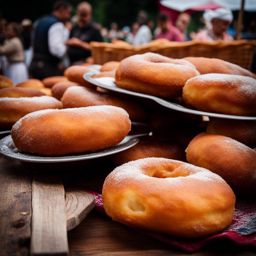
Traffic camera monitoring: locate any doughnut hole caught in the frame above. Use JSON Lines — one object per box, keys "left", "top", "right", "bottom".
{"left": 144, "top": 163, "right": 190, "bottom": 178}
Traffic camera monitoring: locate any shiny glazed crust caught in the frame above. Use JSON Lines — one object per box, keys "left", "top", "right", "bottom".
{"left": 115, "top": 53, "right": 199, "bottom": 98}
{"left": 103, "top": 157, "right": 235, "bottom": 238}
{"left": 0, "top": 96, "right": 62, "bottom": 128}
{"left": 61, "top": 86, "right": 147, "bottom": 121}
{"left": 186, "top": 133, "right": 256, "bottom": 194}
{"left": 12, "top": 106, "right": 131, "bottom": 156}
{"left": 183, "top": 73, "right": 256, "bottom": 115}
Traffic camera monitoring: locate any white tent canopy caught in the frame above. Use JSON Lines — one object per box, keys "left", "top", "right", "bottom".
{"left": 160, "top": 0, "right": 256, "bottom": 12}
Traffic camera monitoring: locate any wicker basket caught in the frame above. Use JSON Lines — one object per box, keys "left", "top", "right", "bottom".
{"left": 91, "top": 40, "right": 256, "bottom": 69}
{"left": 155, "top": 40, "right": 256, "bottom": 69}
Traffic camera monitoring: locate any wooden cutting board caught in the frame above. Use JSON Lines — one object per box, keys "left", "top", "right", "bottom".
{"left": 31, "top": 176, "right": 95, "bottom": 255}
{"left": 0, "top": 158, "right": 95, "bottom": 256}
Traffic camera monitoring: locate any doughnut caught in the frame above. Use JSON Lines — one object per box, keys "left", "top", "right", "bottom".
{"left": 0, "top": 75, "right": 13, "bottom": 88}
{"left": 12, "top": 106, "right": 131, "bottom": 156}
{"left": 113, "top": 138, "right": 184, "bottom": 165}
{"left": 64, "top": 66, "right": 94, "bottom": 87}
{"left": 100, "top": 61, "right": 120, "bottom": 72}
{"left": 42, "top": 76, "right": 67, "bottom": 88}
{"left": 184, "top": 57, "right": 255, "bottom": 78}
{"left": 16, "top": 79, "right": 45, "bottom": 89}
{"left": 51, "top": 81, "right": 78, "bottom": 100}
{"left": 186, "top": 133, "right": 256, "bottom": 194}
{"left": 61, "top": 86, "right": 148, "bottom": 121}
{"left": 92, "top": 70, "right": 116, "bottom": 78}
{"left": 0, "top": 96, "right": 62, "bottom": 128}
{"left": 183, "top": 74, "right": 256, "bottom": 116}
{"left": 38, "top": 88, "right": 52, "bottom": 96}
{"left": 0, "top": 87, "right": 45, "bottom": 98}
{"left": 103, "top": 158, "right": 235, "bottom": 238}
{"left": 115, "top": 53, "right": 199, "bottom": 98}
{"left": 207, "top": 119, "right": 256, "bottom": 147}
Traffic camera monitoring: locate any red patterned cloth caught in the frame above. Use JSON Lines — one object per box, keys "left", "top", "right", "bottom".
{"left": 91, "top": 192, "right": 256, "bottom": 252}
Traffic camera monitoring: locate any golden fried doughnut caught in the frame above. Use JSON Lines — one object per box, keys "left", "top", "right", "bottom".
{"left": 92, "top": 70, "right": 116, "bottom": 78}
{"left": 0, "top": 87, "right": 45, "bottom": 98}
{"left": 186, "top": 133, "right": 256, "bottom": 194}
{"left": 183, "top": 74, "right": 256, "bottom": 115}
{"left": 113, "top": 138, "right": 184, "bottom": 165}
{"left": 38, "top": 88, "right": 52, "bottom": 96}
{"left": 42, "top": 76, "right": 67, "bottom": 88}
{"left": 12, "top": 106, "right": 131, "bottom": 156}
{"left": 100, "top": 61, "right": 120, "bottom": 72}
{"left": 51, "top": 81, "right": 78, "bottom": 100}
{"left": 64, "top": 65, "right": 93, "bottom": 87}
{"left": 115, "top": 53, "right": 199, "bottom": 98}
{"left": 0, "top": 75, "right": 13, "bottom": 89}
{"left": 61, "top": 86, "right": 148, "bottom": 121}
{"left": 0, "top": 96, "right": 62, "bottom": 128}
{"left": 103, "top": 158, "right": 235, "bottom": 238}
{"left": 207, "top": 119, "right": 256, "bottom": 147}
{"left": 16, "top": 79, "right": 45, "bottom": 89}
{"left": 184, "top": 57, "right": 255, "bottom": 78}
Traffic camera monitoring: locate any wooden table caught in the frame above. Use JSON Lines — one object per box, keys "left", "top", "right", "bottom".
{"left": 0, "top": 155, "right": 255, "bottom": 256}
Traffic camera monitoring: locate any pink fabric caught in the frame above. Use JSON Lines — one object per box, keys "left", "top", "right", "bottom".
{"left": 156, "top": 25, "right": 184, "bottom": 42}
{"left": 193, "top": 29, "right": 233, "bottom": 42}
{"left": 91, "top": 192, "right": 256, "bottom": 252}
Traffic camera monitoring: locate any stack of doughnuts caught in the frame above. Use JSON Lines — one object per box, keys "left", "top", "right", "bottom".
{"left": 183, "top": 74, "right": 256, "bottom": 116}
{"left": 61, "top": 85, "right": 148, "bottom": 122}
{"left": 115, "top": 53, "right": 199, "bottom": 98}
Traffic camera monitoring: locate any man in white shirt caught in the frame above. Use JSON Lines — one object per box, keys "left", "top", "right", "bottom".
{"left": 132, "top": 10, "right": 152, "bottom": 46}
{"left": 29, "top": 0, "right": 72, "bottom": 79}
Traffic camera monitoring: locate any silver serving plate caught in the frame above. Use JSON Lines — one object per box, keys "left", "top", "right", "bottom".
{"left": 84, "top": 71, "right": 256, "bottom": 121}
{"left": 0, "top": 133, "right": 151, "bottom": 163}
{"left": 0, "top": 130, "right": 11, "bottom": 138}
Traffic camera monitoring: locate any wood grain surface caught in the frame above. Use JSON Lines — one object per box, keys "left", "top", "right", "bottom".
{"left": 31, "top": 176, "right": 68, "bottom": 255}
{"left": 65, "top": 189, "right": 95, "bottom": 231}
{"left": 0, "top": 157, "right": 31, "bottom": 256}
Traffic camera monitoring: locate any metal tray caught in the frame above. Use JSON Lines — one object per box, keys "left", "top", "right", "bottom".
{"left": 84, "top": 71, "right": 256, "bottom": 121}
{"left": 0, "top": 134, "right": 149, "bottom": 163}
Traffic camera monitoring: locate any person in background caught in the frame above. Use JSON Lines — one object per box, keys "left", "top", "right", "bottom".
{"left": 193, "top": 8, "right": 233, "bottom": 41}
{"left": 155, "top": 13, "right": 183, "bottom": 42}
{"left": 175, "top": 12, "right": 191, "bottom": 41}
{"left": 108, "top": 22, "right": 123, "bottom": 42}
{"left": 29, "top": 0, "right": 72, "bottom": 79}
{"left": 132, "top": 10, "right": 152, "bottom": 45}
{"left": 0, "top": 22, "right": 28, "bottom": 84}
{"left": 66, "top": 1, "right": 103, "bottom": 65}
{"left": 126, "top": 22, "right": 139, "bottom": 44}
{"left": 21, "top": 19, "right": 33, "bottom": 66}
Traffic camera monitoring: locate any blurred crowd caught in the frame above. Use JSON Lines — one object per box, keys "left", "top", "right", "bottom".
{"left": 0, "top": 0, "right": 255, "bottom": 83}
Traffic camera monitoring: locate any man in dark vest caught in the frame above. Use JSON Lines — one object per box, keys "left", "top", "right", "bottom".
{"left": 29, "top": 0, "right": 72, "bottom": 79}
{"left": 66, "top": 1, "right": 103, "bottom": 65}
